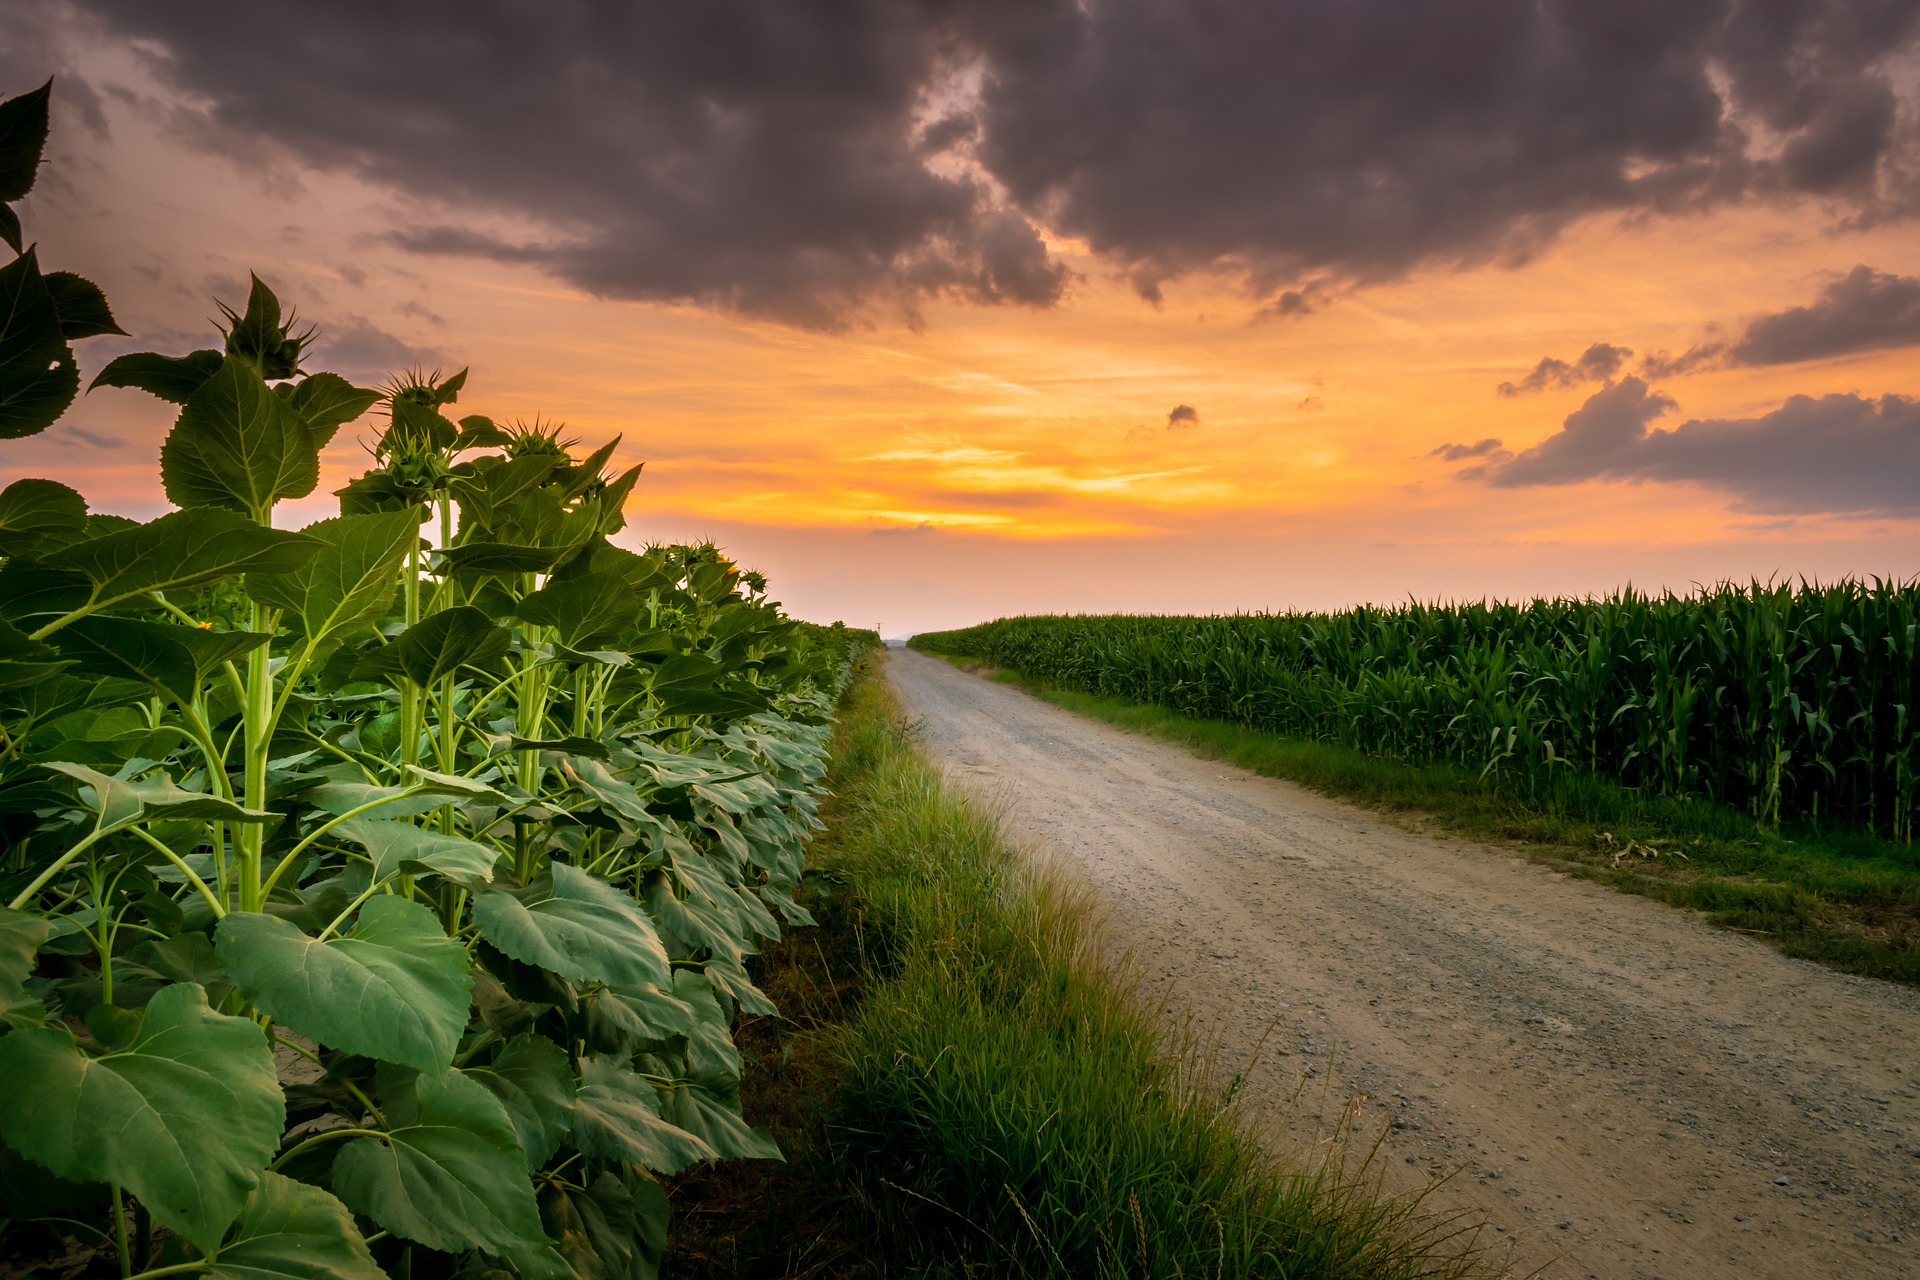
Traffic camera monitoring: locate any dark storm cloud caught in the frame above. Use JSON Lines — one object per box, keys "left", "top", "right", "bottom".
{"left": 1728, "top": 266, "right": 1920, "bottom": 364}
{"left": 1470, "top": 376, "right": 1920, "bottom": 513}
{"left": 1167, "top": 404, "right": 1201, "bottom": 429}
{"left": 310, "top": 316, "right": 452, "bottom": 387}
{"left": 37, "top": 0, "right": 1920, "bottom": 327}
{"left": 1630, "top": 265, "right": 1920, "bottom": 375}
{"left": 1496, "top": 342, "right": 1635, "bottom": 396}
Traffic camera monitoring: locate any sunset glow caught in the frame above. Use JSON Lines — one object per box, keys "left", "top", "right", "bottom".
{"left": 6, "top": 3, "right": 1919, "bottom": 634}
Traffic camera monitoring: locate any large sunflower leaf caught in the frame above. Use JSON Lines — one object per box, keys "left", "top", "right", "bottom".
{"left": 44, "top": 762, "right": 275, "bottom": 830}
{"left": 570, "top": 1055, "right": 715, "bottom": 1175}
{"left": 285, "top": 372, "right": 379, "bottom": 446}
{"left": 334, "top": 816, "right": 502, "bottom": 888}
{"left": 204, "top": 1173, "right": 384, "bottom": 1280}
{"left": 216, "top": 897, "right": 471, "bottom": 1075}
{"left": 466, "top": 1034, "right": 576, "bottom": 1167}
{"left": 0, "top": 982, "right": 283, "bottom": 1252}
{"left": 387, "top": 605, "right": 512, "bottom": 685}
{"left": 658, "top": 1077, "right": 781, "bottom": 1163}
{"left": 0, "top": 904, "right": 52, "bottom": 988}
{"left": 89, "top": 349, "right": 223, "bottom": 404}
{"left": 0, "top": 248, "right": 77, "bottom": 439}
{"left": 0, "top": 81, "right": 50, "bottom": 206}
{"left": 54, "top": 616, "right": 269, "bottom": 707}
{"left": 473, "top": 862, "right": 669, "bottom": 988}
{"left": 43, "top": 271, "right": 124, "bottom": 340}
{"left": 37, "top": 507, "right": 320, "bottom": 622}
{"left": 332, "top": 1068, "right": 548, "bottom": 1254}
{"left": 246, "top": 508, "right": 421, "bottom": 656}
{"left": 160, "top": 354, "right": 319, "bottom": 516}
{"left": 0, "top": 477, "right": 86, "bottom": 556}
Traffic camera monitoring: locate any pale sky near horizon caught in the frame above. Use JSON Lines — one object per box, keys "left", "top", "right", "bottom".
{"left": 6, "top": 1, "right": 1920, "bottom": 635}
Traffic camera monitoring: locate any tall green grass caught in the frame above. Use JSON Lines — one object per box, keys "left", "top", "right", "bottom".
{"left": 808, "top": 664, "right": 1494, "bottom": 1279}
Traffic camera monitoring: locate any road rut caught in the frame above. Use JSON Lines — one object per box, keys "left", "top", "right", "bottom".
{"left": 885, "top": 647, "right": 1920, "bottom": 1279}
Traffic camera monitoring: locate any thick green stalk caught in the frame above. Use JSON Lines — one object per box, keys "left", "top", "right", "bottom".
{"left": 236, "top": 603, "right": 275, "bottom": 914}
{"left": 400, "top": 537, "right": 423, "bottom": 769}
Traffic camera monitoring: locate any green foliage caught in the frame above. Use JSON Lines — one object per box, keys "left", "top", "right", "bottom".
{"left": 331, "top": 1068, "right": 546, "bottom": 1254}
{"left": 914, "top": 583, "right": 1920, "bottom": 840}
{"left": 203, "top": 1173, "right": 386, "bottom": 1280}
{"left": 216, "top": 900, "right": 473, "bottom": 1074}
{"left": 0, "top": 83, "right": 119, "bottom": 438}
{"left": 772, "top": 666, "right": 1491, "bottom": 1280}
{"left": 0, "top": 80, "right": 880, "bottom": 1280}
{"left": 0, "top": 983, "right": 284, "bottom": 1252}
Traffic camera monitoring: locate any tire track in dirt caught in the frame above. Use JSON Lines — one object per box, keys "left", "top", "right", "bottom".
{"left": 886, "top": 647, "right": 1920, "bottom": 1280}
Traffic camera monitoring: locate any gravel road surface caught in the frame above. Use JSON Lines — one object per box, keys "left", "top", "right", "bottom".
{"left": 886, "top": 647, "right": 1920, "bottom": 1280}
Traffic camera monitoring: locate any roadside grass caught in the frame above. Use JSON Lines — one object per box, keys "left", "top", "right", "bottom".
{"left": 665, "top": 656, "right": 1497, "bottom": 1279}
{"left": 922, "top": 653, "right": 1920, "bottom": 986}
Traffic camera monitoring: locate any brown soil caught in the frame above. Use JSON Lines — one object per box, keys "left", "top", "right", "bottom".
{"left": 888, "top": 647, "right": 1920, "bottom": 1280}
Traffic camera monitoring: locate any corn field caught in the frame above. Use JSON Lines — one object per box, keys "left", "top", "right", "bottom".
{"left": 912, "top": 581, "right": 1920, "bottom": 840}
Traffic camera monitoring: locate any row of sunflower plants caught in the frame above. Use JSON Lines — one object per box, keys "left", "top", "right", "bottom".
{"left": 0, "top": 81, "right": 869, "bottom": 1279}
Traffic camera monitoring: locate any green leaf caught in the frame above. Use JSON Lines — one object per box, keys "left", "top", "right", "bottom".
{"left": 44, "top": 761, "right": 276, "bottom": 830}
{"left": 89, "top": 349, "right": 224, "bottom": 403}
{"left": 467, "top": 1034, "right": 576, "bottom": 1167}
{"left": 161, "top": 354, "right": 319, "bottom": 517}
{"left": 658, "top": 1077, "right": 781, "bottom": 1163}
{"left": 558, "top": 437, "right": 621, "bottom": 500}
{"left": 43, "top": 271, "right": 125, "bottom": 339}
{"left": 0, "top": 247, "right": 78, "bottom": 439}
{"left": 303, "top": 768, "right": 505, "bottom": 820}
{"left": 0, "top": 616, "right": 71, "bottom": 687}
{"left": 675, "top": 969, "right": 742, "bottom": 1084}
{"left": 35, "top": 507, "right": 321, "bottom": 626}
{"left": 473, "top": 862, "right": 670, "bottom": 988}
{"left": 0, "top": 81, "right": 50, "bottom": 205}
{"left": 53, "top": 616, "right": 269, "bottom": 707}
{"left": 215, "top": 897, "right": 472, "bottom": 1075}
{"left": 403, "top": 765, "right": 510, "bottom": 800}
{"left": 571, "top": 1055, "right": 715, "bottom": 1175}
{"left": 580, "top": 981, "right": 694, "bottom": 1056}
{"left": 562, "top": 756, "right": 655, "bottom": 831}
{"left": 0, "top": 203, "right": 17, "bottom": 256}
{"left": 121, "top": 932, "right": 233, "bottom": 1006}
{"left": 514, "top": 572, "right": 640, "bottom": 650}
{"left": 0, "top": 477, "right": 86, "bottom": 555}
{"left": 389, "top": 605, "right": 512, "bottom": 685}
{"left": 540, "top": 1171, "right": 660, "bottom": 1280}
{"left": 246, "top": 509, "right": 420, "bottom": 657}
{"left": 205, "top": 1172, "right": 385, "bottom": 1280}
{"left": 509, "top": 735, "right": 612, "bottom": 760}
{"left": 450, "top": 453, "right": 562, "bottom": 529}
{"left": 0, "top": 982, "right": 284, "bottom": 1252}
{"left": 590, "top": 464, "right": 643, "bottom": 536}
{"left": 0, "top": 904, "right": 52, "bottom": 988}
{"left": 454, "top": 414, "right": 510, "bottom": 449}
{"left": 332, "top": 1068, "right": 548, "bottom": 1254}
{"left": 335, "top": 816, "right": 502, "bottom": 888}
{"left": 286, "top": 372, "right": 379, "bottom": 446}
{"left": 435, "top": 542, "right": 568, "bottom": 578}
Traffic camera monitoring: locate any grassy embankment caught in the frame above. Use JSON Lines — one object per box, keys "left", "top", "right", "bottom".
{"left": 665, "top": 656, "right": 1493, "bottom": 1279}
{"left": 916, "top": 650, "right": 1920, "bottom": 986}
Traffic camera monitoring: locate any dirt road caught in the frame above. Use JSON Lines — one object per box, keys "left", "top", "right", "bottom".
{"left": 885, "top": 647, "right": 1920, "bottom": 1279}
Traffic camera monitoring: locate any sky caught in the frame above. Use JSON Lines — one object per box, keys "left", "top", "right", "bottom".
{"left": 5, "top": 0, "right": 1920, "bottom": 635}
